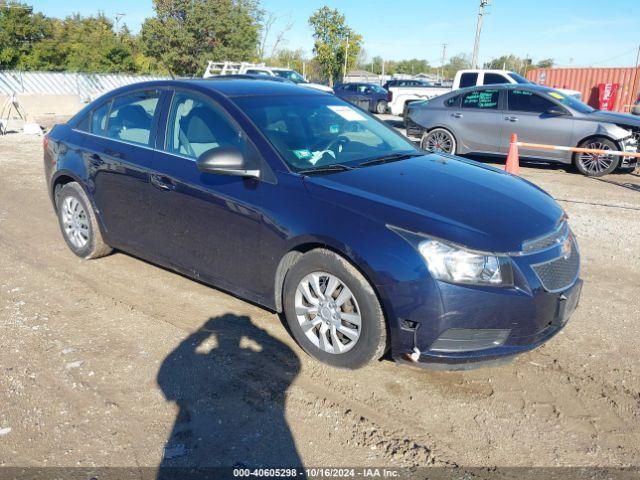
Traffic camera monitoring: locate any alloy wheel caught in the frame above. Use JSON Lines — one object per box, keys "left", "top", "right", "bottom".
{"left": 294, "top": 271, "right": 361, "bottom": 354}
{"left": 423, "top": 130, "right": 454, "bottom": 153}
{"left": 578, "top": 141, "right": 614, "bottom": 175}
{"left": 61, "top": 196, "right": 90, "bottom": 249}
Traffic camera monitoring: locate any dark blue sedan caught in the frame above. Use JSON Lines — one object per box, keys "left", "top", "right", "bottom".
{"left": 334, "top": 82, "right": 389, "bottom": 114}
{"left": 43, "top": 79, "right": 582, "bottom": 369}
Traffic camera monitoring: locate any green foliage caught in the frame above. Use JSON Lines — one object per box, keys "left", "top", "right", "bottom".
{"left": 443, "top": 53, "right": 471, "bottom": 79}
{"left": 140, "top": 0, "right": 261, "bottom": 77}
{"left": 308, "top": 6, "right": 362, "bottom": 86}
{"left": 0, "top": 1, "right": 51, "bottom": 68}
{"left": 483, "top": 54, "right": 554, "bottom": 73}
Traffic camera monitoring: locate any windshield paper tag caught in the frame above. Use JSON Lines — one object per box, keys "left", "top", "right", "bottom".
{"left": 549, "top": 92, "right": 564, "bottom": 100}
{"left": 293, "top": 149, "right": 313, "bottom": 160}
{"left": 328, "top": 105, "right": 365, "bottom": 121}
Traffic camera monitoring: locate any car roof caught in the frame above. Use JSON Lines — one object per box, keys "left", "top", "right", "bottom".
{"left": 450, "top": 83, "right": 559, "bottom": 96}
{"left": 107, "top": 78, "right": 327, "bottom": 99}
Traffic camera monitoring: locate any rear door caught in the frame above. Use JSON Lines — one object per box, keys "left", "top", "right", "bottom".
{"left": 82, "top": 89, "right": 163, "bottom": 253}
{"left": 500, "top": 89, "right": 574, "bottom": 160}
{"left": 450, "top": 88, "right": 503, "bottom": 153}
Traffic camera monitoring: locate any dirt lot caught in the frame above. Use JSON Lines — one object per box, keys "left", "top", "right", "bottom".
{"left": 1, "top": 129, "right": 639, "bottom": 471}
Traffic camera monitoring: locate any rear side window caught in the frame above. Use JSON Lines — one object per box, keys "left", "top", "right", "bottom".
{"left": 445, "top": 95, "right": 460, "bottom": 107}
{"left": 484, "top": 73, "right": 509, "bottom": 85}
{"left": 462, "top": 89, "right": 500, "bottom": 109}
{"left": 459, "top": 72, "right": 478, "bottom": 88}
{"left": 166, "top": 91, "right": 245, "bottom": 159}
{"left": 507, "top": 89, "right": 556, "bottom": 113}
{"left": 106, "top": 91, "right": 160, "bottom": 146}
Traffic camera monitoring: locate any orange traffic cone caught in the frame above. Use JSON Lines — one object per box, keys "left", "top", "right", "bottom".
{"left": 505, "top": 133, "right": 520, "bottom": 175}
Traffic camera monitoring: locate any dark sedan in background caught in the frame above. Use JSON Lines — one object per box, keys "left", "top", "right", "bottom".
{"left": 405, "top": 83, "right": 639, "bottom": 177}
{"left": 334, "top": 82, "right": 389, "bottom": 114}
{"left": 44, "top": 79, "right": 581, "bottom": 370}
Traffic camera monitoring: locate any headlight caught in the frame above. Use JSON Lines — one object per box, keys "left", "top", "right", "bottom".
{"left": 389, "top": 226, "right": 514, "bottom": 287}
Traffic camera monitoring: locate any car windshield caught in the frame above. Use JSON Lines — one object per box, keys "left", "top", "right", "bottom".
{"left": 544, "top": 90, "right": 596, "bottom": 113}
{"left": 273, "top": 70, "right": 306, "bottom": 84}
{"left": 509, "top": 72, "right": 532, "bottom": 84}
{"left": 234, "top": 95, "right": 420, "bottom": 172}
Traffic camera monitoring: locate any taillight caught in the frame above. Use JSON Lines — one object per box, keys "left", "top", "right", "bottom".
{"left": 43, "top": 135, "right": 49, "bottom": 151}
{"left": 387, "top": 90, "right": 393, "bottom": 102}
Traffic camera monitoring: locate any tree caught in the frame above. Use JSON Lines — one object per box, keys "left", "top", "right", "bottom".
{"left": 308, "top": 6, "right": 362, "bottom": 86}
{"left": 258, "top": 11, "right": 292, "bottom": 60}
{"left": 443, "top": 53, "right": 471, "bottom": 79}
{"left": 140, "top": 0, "right": 261, "bottom": 77}
{"left": 536, "top": 58, "right": 554, "bottom": 69}
{"left": 0, "top": 1, "right": 51, "bottom": 69}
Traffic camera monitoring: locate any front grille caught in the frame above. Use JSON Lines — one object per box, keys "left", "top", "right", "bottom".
{"left": 532, "top": 237, "right": 579, "bottom": 292}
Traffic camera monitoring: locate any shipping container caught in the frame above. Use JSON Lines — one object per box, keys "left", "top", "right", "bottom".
{"left": 526, "top": 67, "right": 640, "bottom": 113}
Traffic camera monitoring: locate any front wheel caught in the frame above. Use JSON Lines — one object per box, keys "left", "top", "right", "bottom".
{"left": 421, "top": 128, "right": 456, "bottom": 154}
{"left": 574, "top": 137, "right": 619, "bottom": 177}
{"left": 282, "top": 249, "right": 387, "bottom": 369}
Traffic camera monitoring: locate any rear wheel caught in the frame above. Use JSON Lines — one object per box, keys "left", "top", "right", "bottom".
{"left": 282, "top": 249, "right": 387, "bottom": 369}
{"left": 574, "top": 137, "right": 619, "bottom": 177}
{"left": 56, "top": 182, "right": 112, "bottom": 259}
{"left": 421, "top": 128, "right": 456, "bottom": 154}
{"left": 375, "top": 100, "right": 387, "bottom": 114}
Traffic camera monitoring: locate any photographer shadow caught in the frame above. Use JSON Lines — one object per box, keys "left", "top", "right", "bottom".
{"left": 157, "top": 314, "right": 302, "bottom": 476}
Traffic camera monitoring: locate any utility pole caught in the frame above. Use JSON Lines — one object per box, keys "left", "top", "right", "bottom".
{"left": 114, "top": 13, "right": 126, "bottom": 34}
{"left": 471, "top": 0, "right": 490, "bottom": 69}
{"left": 343, "top": 34, "right": 350, "bottom": 83}
{"left": 440, "top": 43, "right": 448, "bottom": 82}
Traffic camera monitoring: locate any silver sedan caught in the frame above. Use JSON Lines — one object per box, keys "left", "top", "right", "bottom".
{"left": 405, "top": 84, "right": 639, "bottom": 177}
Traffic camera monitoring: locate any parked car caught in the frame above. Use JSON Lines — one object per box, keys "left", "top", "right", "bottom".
{"left": 382, "top": 79, "right": 435, "bottom": 90}
{"left": 405, "top": 83, "right": 639, "bottom": 177}
{"left": 387, "top": 69, "right": 582, "bottom": 116}
{"left": 203, "top": 61, "right": 333, "bottom": 93}
{"left": 334, "top": 82, "right": 389, "bottom": 114}
{"left": 44, "top": 79, "right": 582, "bottom": 369}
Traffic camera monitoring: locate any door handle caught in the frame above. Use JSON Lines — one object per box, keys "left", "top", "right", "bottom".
{"left": 504, "top": 116, "right": 519, "bottom": 122}
{"left": 150, "top": 173, "right": 175, "bottom": 192}
{"left": 452, "top": 113, "right": 463, "bottom": 118}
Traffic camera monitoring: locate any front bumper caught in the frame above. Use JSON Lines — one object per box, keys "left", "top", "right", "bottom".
{"left": 381, "top": 231, "right": 582, "bottom": 369}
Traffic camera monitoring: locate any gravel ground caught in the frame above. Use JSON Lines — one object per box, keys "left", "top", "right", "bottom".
{"left": 0, "top": 128, "right": 639, "bottom": 472}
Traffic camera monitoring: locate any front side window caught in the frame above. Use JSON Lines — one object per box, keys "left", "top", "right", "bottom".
{"left": 484, "top": 73, "right": 509, "bottom": 85}
{"left": 462, "top": 89, "right": 500, "bottom": 109}
{"left": 166, "top": 91, "right": 245, "bottom": 159}
{"left": 507, "top": 89, "right": 555, "bottom": 113}
{"left": 106, "top": 91, "right": 160, "bottom": 145}
{"left": 459, "top": 73, "right": 478, "bottom": 88}
{"left": 233, "top": 95, "right": 419, "bottom": 171}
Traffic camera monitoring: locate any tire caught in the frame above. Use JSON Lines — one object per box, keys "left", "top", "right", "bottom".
{"left": 282, "top": 249, "right": 387, "bottom": 369}
{"left": 421, "top": 128, "right": 456, "bottom": 154}
{"left": 573, "top": 137, "right": 620, "bottom": 177}
{"left": 56, "top": 182, "right": 112, "bottom": 259}
{"left": 375, "top": 100, "right": 387, "bottom": 115}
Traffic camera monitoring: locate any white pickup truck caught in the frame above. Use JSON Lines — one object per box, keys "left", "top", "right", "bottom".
{"left": 387, "top": 69, "right": 582, "bottom": 116}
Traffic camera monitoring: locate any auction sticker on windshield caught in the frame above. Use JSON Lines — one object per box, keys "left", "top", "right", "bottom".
{"left": 328, "top": 105, "right": 366, "bottom": 121}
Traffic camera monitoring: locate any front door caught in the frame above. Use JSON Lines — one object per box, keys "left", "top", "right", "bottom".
{"left": 148, "top": 90, "right": 265, "bottom": 299}
{"left": 500, "top": 89, "right": 574, "bottom": 161}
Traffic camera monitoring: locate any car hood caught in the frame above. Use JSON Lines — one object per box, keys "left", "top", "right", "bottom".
{"left": 584, "top": 110, "right": 640, "bottom": 128}
{"left": 303, "top": 155, "right": 564, "bottom": 253}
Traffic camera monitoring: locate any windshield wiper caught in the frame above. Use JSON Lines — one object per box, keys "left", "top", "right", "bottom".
{"left": 297, "top": 164, "right": 355, "bottom": 175}
{"left": 358, "top": 152, "right": 422, "bottom": 167}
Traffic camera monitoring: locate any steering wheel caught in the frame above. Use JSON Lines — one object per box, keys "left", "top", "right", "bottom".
{"left": 323, "top": 135, "right": 351, "bottom": 155}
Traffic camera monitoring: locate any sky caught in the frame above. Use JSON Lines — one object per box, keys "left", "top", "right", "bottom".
{"left": 32, "top": 0, "right": 640, "bottom": 68}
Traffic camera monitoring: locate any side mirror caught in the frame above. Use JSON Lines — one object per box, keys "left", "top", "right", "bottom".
{"left": 546, "top": 106, "right": 568, "bottom": 116}
{"left": 196, "top": 146, "right": 260, "bottom": 178}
